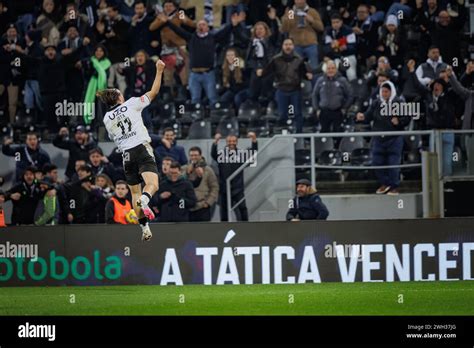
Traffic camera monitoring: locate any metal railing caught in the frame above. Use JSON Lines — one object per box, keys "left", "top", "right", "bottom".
{"left": 225, "top": 129, "right": 474, "bottom": 222}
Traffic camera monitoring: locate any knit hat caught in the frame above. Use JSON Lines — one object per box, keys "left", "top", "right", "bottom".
{"left": 385, "top": 14, "right": 398, "bottom": 28}
{"left": 296, "top": 179, "right": 311, "bottom": 186}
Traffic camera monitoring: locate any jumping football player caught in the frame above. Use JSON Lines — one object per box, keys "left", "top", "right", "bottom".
{"left": 97, "top": 59, "right": 166, "bottom": 241}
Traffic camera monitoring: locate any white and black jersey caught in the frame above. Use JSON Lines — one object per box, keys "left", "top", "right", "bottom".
{"left": 103, "top": 95, "right": 152, "bottom": 152}
{"left": 103, "top": 95, "right": 158, "bottom": 185}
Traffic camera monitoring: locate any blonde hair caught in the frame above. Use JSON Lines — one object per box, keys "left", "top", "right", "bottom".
{"left": 251, "top": 21, "right": 271, "bottom": 39}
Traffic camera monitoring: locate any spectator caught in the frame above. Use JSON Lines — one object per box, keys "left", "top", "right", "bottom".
{"left": 211, "top": 132, "right": 258, "bottom": 221}
{"left": 430, "top": 9, "right": 466, "bottom": 71}
{"left": 83, "top": 44, "right": 111, "bottom": 125}
{"left": 88, "top": 147, "right": 117, "bottom": 182}
{"left": 377, "top": 15, "right": 405, "bottom": 71}
{"left": 95, "top": 4, "right": 129, "bottom": 94}
{"left": 95, "top": 173, "right": 114, "bottom": 198}
{"left": 0, "top": 1, "right": 12, "bottom": 36}
{"left": 2, "top": 132, "right": 51, "bottom": 181}
{"left": 281, "top": 0, "right": 324, "bottom": 72}
{"left": 416, "top": 45, "right": 447, "bottom": 87}
{"left": 123, "top": 49, "right": 156, "bottom": 129}
{"left": 0, "top": 23, "right": 25, "bottom": 124}
{"left": 460, "top": 61, "right": 474, "bottom": 89}
{"left": 36, "top": 0, "right": 61, "bottom": 46}
{"left": 182, "top": 146, "right": 219, "bottom": 221}
{"left": 0, "top": 190, "right": 6, "bottom": 227}
{"left": 6, "top": 166, "right": 42, "bottom": 225}
{"left": 154, "top": 128, "right": 187, "bottom": 166}
{"left": 323, "top": 13, "right": 357, "bottom": 81}
{"left": 34, "top": 177, "right": 59, "bottom": 226}
{"left": 22, "top": 44, "right": 83, "bottom": 131}
{"left": 356, "top": 81, "right": 411, "bottom": 195}
{"left": 23, "top": 30, "right": 44, "bottom": 119}
{"left": 261, "top": 38, "right": 312, "bottom": 133}
{"left": 367, "top": 56, "right": 399, "bottom": 87}
{"left": 161, "top": 156, "right": 173, "bottom": 178}
{"left": 162, "top": 11, "right": 246, "bottom": 107}
{"left": 42, "top": 163, "right": 60, "bottom": 184}
{"left": 53, "top": 125, "right": 98, "bottom": 179}
{"left": 61, "top": 164, "right": 95, "bottom": 224}
{"left": 58, "top": 2, "right": 91, "bottom": 38}
{"left": 414, "top": 0, "right": 441, "bottom": 58}
{"left": 312, "top": 60, "right": 352, "bottom": 133}
{"left": 238, "top": 14, "right": 280, "bottom": 105}
{"left": 351, "top": 3, "right": 380, "bottom": 70}
{"left": 89, "top": 173, "right": 114, "bottom": 223}
{"left": 58, "top": 25, "right": 88, "bottom": 104}
{"left": 156, "top": 161, "right": 197, "bottom": 222}
{"left": 447, "top": 66, "right": 474, "bottom": 174}
{"left": 149, "top": 0, "right": 195, "bottom": 96}
{"left": 70, "top": 159, "right": 87, "bottom": 182}
{"left": 286, "top": 178, "right": 329, "bottom": 221}
{"left": 219, "top": 47, "right": 249, "bottom": 109}
{"left": 105, "top": 180, "right": 137, "bottom": 224}
{"left": 130, "top": 0, "right": 160, "bottom": 57}
{"left": 408, "top": 59, "right": 456, "bottom": 175}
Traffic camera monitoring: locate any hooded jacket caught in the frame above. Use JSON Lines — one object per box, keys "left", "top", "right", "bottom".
{"left": 286, "top": 187, "right": 329, "bottom": 221}
{"left": 156, "top": 177, "right": 197, "bottom": 222}
{"left": 361, "top": 80, "right": 411, "bottom": 133}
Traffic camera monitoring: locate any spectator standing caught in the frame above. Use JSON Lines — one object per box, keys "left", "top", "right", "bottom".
{"left": 149, "top": 0, "right": 195, "bottom": 95}
{"left": 5, "top": 167, "right": 42, "bottom": 225}
{"left": 95, "top": 4, "right": 129, "bottom": 94}
{"left": 312, "top": 60, "right": 352, "bottom": 133}
{"left": 162, "top": 11, "right": 246, "bottom": 107}
{"left": 286, "top": 178, "right": 329, "bottom": 221}
{"left": 415, "top": 45, "right": 448, "bottom": 87}
{"left": 23, "top": 29, "right": 44, "bottom": 118}
{"left": 36, "top": 0, "right": 62, "bottom": 47}
{"left": 211, "top": 132, "right": 258, "bottom": 221}
{"left": 0, "top": 24, "right": 25, "bottom": 124}
{"left": 281, "top": 0, "right": 324, "bottom": 72}
{"left": 408, "top": 59, "right": 456, "bottom": 175}
{"left": 182, "top": 146, "right": 219, "bottom": 221}
{"left": 129, "top": 0, "right": 160, "bottom": 57}
{"left": 61, "top": 164, "right": 95, "bottom": 224}
{"left": 377, "top": 15, "right": 405, "bottom": 71}
{"left": 323, "top": 13, "right": 357, "bottom": 81}
{"left": 261, "top": 38, "right": 312, "bottom": 133}
{"left": 219, "top": 48, "right": 248, "bottom": 109}
{"left": 351, "top": 3, "right": 380, "bottom": 70}
{"left": 356, "top": 81, "right": 410, "bottom": 195}
{"left": 53, "top": 125, "right": 98, "bottom": 179}
{"left": 156, "top": 161, "right": 197, "bottom": 222}
{"left": 2, "top": 132, "right": 51, "bottom": 181}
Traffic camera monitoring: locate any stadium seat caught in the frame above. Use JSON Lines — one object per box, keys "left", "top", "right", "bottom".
{"left": 187, "top": 120, "right": 212, "bottom": 140}
{"left": 404, "top": 134, "right": 422, "bottom": 152}
{"left": 295, "top": 149, "right": 311, "bottom": 166}
{"left": 350, "top": 148, "right": 372, "bottom": 166}
{"left": 350, "top": 78, "right": 370, "bottom": 104}
{"left": 318, "top": 150, "right": 343, "bottom": 166}
{"left": 339, "top": 136, "right": 366, "bottom": 154}
{"left": 216, "top": 116, "right": 239, "bottom": 137}
{"left": 314, "top": 136, "right": 335, "bottom": 158}
{"left": 237, "top": 101, "right": 260, "bottom": 123}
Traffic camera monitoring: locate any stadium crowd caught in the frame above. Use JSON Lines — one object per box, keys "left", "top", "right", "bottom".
{"left": 0, "top": 0, "right": 473, "bottom": 225}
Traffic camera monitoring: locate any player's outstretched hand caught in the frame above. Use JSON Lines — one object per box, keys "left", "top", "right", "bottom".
{"left": 156, "top": 59, "right": 166, "bottom": 73}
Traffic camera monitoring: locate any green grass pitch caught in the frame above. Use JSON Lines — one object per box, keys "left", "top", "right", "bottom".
{"left": 1, "top": 281, "right": 473, "bottom": 315}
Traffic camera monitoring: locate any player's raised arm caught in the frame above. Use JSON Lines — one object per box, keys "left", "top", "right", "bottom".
{"left": 145, "top": 59, "right": 166, "bottom": 101}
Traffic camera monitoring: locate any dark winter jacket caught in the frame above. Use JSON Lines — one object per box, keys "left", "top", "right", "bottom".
{"left": 6, "top": 180, "right": 42, "bottom": 225}
{"left": 286, "top": 189, "right": 329, "bottom": 220}
{"left": 2, "top": 144, "right": 51, "bottom": 181}
{"left": 155, "top": 177, "right": 197, "bottom": 222}
{"left": 262, "top": 52, "right": 310, "bottom": 92}
{"left": 53, "top": 134, "right": 97, "bottom": 178}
